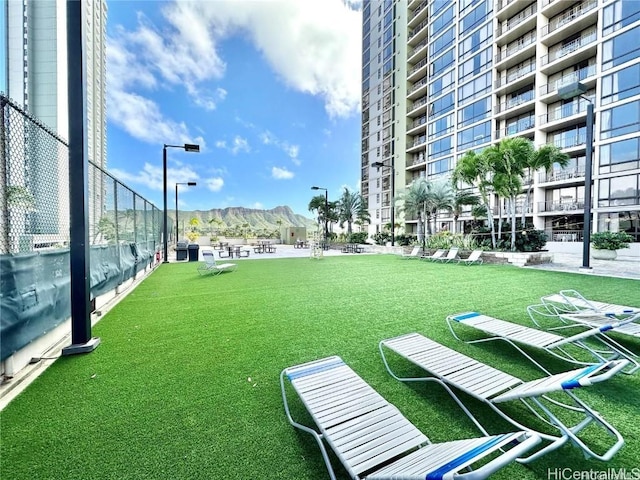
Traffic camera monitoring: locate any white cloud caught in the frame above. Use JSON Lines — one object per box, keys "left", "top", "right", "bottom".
{"left": 259, "top": 130, "right": 300, "bottom": 165}
{"left": 250, "top": 202, "right": 264, "bottom": 209}
{"left": 110, "top": 163, "right": 199, "bottom": 191}
{"left": 206, "top": 177, "right": 224, "bottom": 192}
{"left": 215, "top": 136, "right": 251, "bottom": 155}
{"left": 162, "top": 0, "right": 361, "bottom": 118}
{"left": 272, "top": 166, "right": 294, "bottom": 180}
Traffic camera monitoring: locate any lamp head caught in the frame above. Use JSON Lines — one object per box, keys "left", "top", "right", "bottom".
{"left": 557, "top": 82, "right": 587, "bottom": 100}
{"left": 371, "top": 162, "right": 385, "bottom": 169}
{"left": 184, "top": 143, "right": 200, "bottom": 152}
{"left": 187, "top": 182, "right": 197, "bottom": 186}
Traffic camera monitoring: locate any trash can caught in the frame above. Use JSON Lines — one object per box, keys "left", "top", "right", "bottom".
{"left": 176, "top": 242, "right": 188, "bottom": 261}
{"left": 188, "top": 243, "right": 200, "bottom": 262}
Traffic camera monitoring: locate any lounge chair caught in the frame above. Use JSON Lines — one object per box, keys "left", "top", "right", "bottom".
{"left": 197, "top": 250, "right": 237, "bottom": 275}
{"left": 458, "top": 250, "right": 483, "bottom": 265}
{"left": 281, "top": 355, "right": 540, "bottom": 480}
{"left": 401, "top": 246, "right": 421, "bottom": 259}
{"left": 447, "top": 311, "right": 639, "bottom": 375}
{"left": 528, "top": 302, "right": 640, "bottom": 345}
{"left": 379, "top": 333, "right": 628, "bottom": 462}
{"left": 420, "top": 249, "right": 445, "bottom": 261}
{"left": 541, "top": 290, "right": 639, "bottom": 318}
{"left": 435, "top": 247, "right": 459, "bottom": 263}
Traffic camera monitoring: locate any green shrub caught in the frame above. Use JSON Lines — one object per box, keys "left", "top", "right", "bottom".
{"left": 514, "top": 228, "right": 547, "bottom": 252}
{"left": 372, "top": 232, "right": 391, "bottom": 245}
{"left": 348, "top": 232, "right": 368, "bottom": 244}
{"left": 591, "top": 231, "right": 633, "bottom": 250}
{"left": 394, "top": 234, "right": 415, "bottom": 246}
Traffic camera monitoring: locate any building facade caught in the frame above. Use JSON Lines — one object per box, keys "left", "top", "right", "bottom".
{"left": 4, "top": 0, "right": 107, "bottom": 248}
{"left": 362, "top": 0, "right": 640, "bottom": 244}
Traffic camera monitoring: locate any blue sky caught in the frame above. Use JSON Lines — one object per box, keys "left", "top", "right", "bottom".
{"left": 106, "top": 0, "right": 363, "bottom": 218}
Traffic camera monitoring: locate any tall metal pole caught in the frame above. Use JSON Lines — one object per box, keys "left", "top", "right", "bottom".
{"left": 62, "top": 0, "right": 99, "bottom": 355}
{"left": 582, "top": 101, "right": 594, "bottom": 269}
{"left": 175, "top": 184, "right": 179, "bottom": 243}
{"left": 390, "top": 156, "right": 395, "bottom": 247}
{"left": 162, "top": 145, "right": 168, "bottom": 263}
{"left": 324, "top": 190, "right": 329, "bottom": 241}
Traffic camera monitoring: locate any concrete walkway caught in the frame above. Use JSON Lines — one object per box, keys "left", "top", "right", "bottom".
{"left": 524, "top": 252, "right": 639, "bottom": 280}
{"left": 180, "top": 245, "right": 639, "bottom": 280}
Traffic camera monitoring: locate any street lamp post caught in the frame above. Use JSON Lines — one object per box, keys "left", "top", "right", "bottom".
{"left": 558, "top": 81, "right": 593, "bottom": 270}
{"left": 372, "top": 160, "right": 395, "bottom": 246}
{"left": 163, "top": 143, "right": 200, "bottom": 263}
{"left": 175, "top": 182, "right": 197, "bottom": 242}
{"left": 311, "top": 186, "right": 329, "bottom": 242}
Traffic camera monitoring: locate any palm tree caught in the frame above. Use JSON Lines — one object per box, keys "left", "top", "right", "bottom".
{"left": 452, "top": 150, "right": 497, "bottom": 248}
{"left": 396, "top": 178, "right": 429, "bottom": 245}
{"left": 308, "top": 195, "right": 327, "bottom": 235}
{"left": 452, "top": 189, "right": 479, "bottom": 234}
{"left": 355, "top": 194, "right": 371, "bottom": 232}
{"left": 426, "top": 178, "right": 454, "bottom": 234}
{"left": 520, "top": 144, "right": 570, "bottom": 226}
{"left": 337, "top": 187, "right": 362, "bottom": 234}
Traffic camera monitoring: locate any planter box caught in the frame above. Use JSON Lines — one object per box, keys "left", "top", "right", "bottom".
{"left": 592, "top": 249, "right": 617, "bottom": 260}
{"left": 483, "top": 251, "right": 553, "bottom": 267}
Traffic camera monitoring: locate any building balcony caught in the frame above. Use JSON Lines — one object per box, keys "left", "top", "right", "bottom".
{"left": 495, "top": 3, "right": 537, "bottom": 46}
{"left": 495, "top": 89, "right": 535, "bottom": 115}
{"left": 408, "top": 57, "right": 428, "bottom": 81}
{"left": 538, "top": 64, "right": 597, "bottom": 97}
{"left": 408, "top": 18, "right": 428, "bottom": 46}
{"left": 408, "top": 0, "right": 429, "bottom": 27}
{"left": 539, "top": 99, "right": 589, "bottom": 128}
{"left": 408, "top": 38, "right": 428, "bottom": 63}
{"left": 541, "top": 0, "right": 597, "bottom": 47}
{"left": 538, "top": 199, "right": 586, "bottom": 213}
{"left": 496, "top": 0, "right": 534, "bottom": 21}
{"left": 495, "top": 61, "right": 536, "bottom": 90}
{"left": 540, "top": 31, "right": 597, "bottom": 74}
{"left": 538, "top": 168, "right": 586, "bottom": 184}
{"left": 494, "top": 33, "right": 537, "bottom": 70}
{"left": 496, "top": 118, "right": 535, "bottom": 139}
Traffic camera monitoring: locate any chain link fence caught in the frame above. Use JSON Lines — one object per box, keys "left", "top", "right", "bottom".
{"left": 1, "top": 93, "right": 163, "bottom": 363}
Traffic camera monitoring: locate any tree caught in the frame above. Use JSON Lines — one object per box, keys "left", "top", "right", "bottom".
{"left": 453, "top": 150, "right": 497, "bottom": 248}
{"left": 308, "top": 194, "right": 328, "bottom": 235}
{"left": 396, "top": 178, "right": 429, "bottom": 245}
{"left": 520, "top": 144, "right": 569, "bottom": 226}
{"left": 426, "top": 178, "right": 454, "bottom": 234}
{"left": 337, "top": 187, "right": 362, "bottom": 234}
{"left": 355, "top": 195, "right": 370, "bottom": 232}
{"left": 452, "top": 189, "right": 479, "bottom": 234}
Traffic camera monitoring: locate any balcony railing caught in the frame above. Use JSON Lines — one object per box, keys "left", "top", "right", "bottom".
{"left": 409, "top": 57, "right": 428, "bottom": 76}
{"left": 408, "top": 18, "right": 429, "bottom": 40}
{"left": 550, "top": 133, "right": 585, "bottom": 149}
{"left": 411, "top": 115, "right": 427, "bottom": 129}
{"left": 542, "top": 0, "right": 597, "bottom": 37}
{"left": 409, "top": 38, "right": 429, "bottom": 58}
{"left": 497, "top": 3, "right": 537, "bottom": 36}
{"left": 540, "top": 99, "right": 588, "bottom": 124}
{"left": 538, "top": 169, "right": 586, "bottom": 183}
{"left": 409, "top": 76, "right": 429, "bottom": 94}
{"left": 539, "top": 65, "right": 596, "bottom": 95}
{"left": 495, "top": 61, "right": 536, "bottom": 88}
{"left": 497, "top": 117, "right": 535, "bottom": 138}
{"left": 408, "top": 96, "right": 428, "bottom": 113}
{"left": 538, "top": 199, "right": 586, "bottom": 212}
{"left": 496, "top": 89, "right": 535, "bottom": 113}
{"left": 542, "top": 31, "right": 596, "bottom": 65}
{"left": 410, "top": 0, "right": 428, "bottom": 21}
{"left": 546, "top": 229, "right": 584, "bottom": 242}
{"left": 495, "top": 33, "right": 536, "bottom": 63}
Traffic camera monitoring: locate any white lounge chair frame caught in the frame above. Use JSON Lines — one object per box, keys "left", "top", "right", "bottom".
{"left": 458, "top": 250, "right": 483, "bottom": 265}
{"left": 436, "top": 247, "right": 460, "bottom": 263}
{"left": 420, "top": 249, "right": 445, "bottom": 261}
{"left": 447, "top": 311, "right": 639, "bottom": 375}
{"left": 197, "top": 250, "right": 237, "bottom": 275}
{"left": 379, "top": 333, "right": 628, "bottom": 463}
{"left": 541, "top": 290, "right": 639, "bottom": 318}
{"left": 401, "top": 246, "right": 421, "bottom": 259}
{"left": 281, "top": 356, "right": 540, "bottom": 480}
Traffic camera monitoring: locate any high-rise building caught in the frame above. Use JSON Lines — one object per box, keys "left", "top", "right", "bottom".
{"left": 361, "top": 0, "right": 407, "bottom": 242}
{"left": 4, "top": 0, "right": 107, "bottom": 248}
{"left": 362, "top": 0, "right": 640, "bottom": 244}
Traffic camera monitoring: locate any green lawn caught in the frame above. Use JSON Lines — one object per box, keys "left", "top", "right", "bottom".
{"left": 1, "top": 255, "right": 639, "bottom": 480}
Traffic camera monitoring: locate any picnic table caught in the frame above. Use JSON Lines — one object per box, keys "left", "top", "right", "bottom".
{"left": 294, "top": 240, "right": 308, "bottom": 249}
{"left": 253, "top": 241, "right": 276, "bottom": 254}
{"left": 341, "top": 243, "right": 364, "bottom": 253}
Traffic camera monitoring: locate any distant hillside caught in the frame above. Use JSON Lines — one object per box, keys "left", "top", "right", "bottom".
{"left": 175, "top": 205, "right": 318, "bottom": 234}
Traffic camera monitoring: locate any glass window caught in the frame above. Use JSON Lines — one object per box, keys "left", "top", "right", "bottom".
{"left": 461, "top": 0, "right": 490, "bottom": 32}
{"left": 601, "top": 99, "right": 640, "bottom": 139}
{"left": 383, "top": 26, "right": 393, "bottom": 44}
{"left": 459, "top": 72, "right": 492, "bottom": 104}
{"left": 428, "top": 113, "right": 454, "bottom": 139}
{"left": 598, "top": 174, "right": 639, "bottom": 207}
{"left": 429, "top": 92, "right": 455, "bottom": 118}
{"left": 458, "top": 47, "right": 492, "bottom": 82}
{"left": 601, "top": 63, "right": 640, "bottom": 105}
{"left": 430, "top": 5, "right": 455, "bottom": 38}
{"left": 600, "top": 138, "right": 640, "bottom": 174}
{"left": 428, "top": 135, "right": 453, "bottom": 159}
{"left": 602, "top": 26, "right": 640, "bottom": 70}
{"left": 458, "top": 121, "right": 491, "bottom": 149}
{"left": 431, "top": 48, "right": 455, "bottom": 76}
{"left": 428, "top": 157, "right": 453, "bottom": 176}
{"left": 598, "top": 212, "right": 639, "bottom": 242}
{"left": 603, "top": 0, "right": 640, "bottom": 36}
{"left": 431, "top": 0, "right": 449, "bottom": 18}
{"left": 429, "top": 69, "right": 455, "bottom": 97}
{"left": 460, "top": 23, "right": 493, "bottom": 60}
{"left": 429, "top": 27, "right": 455, "bottom": 58}
{"left": 458, "top": 97, "right": 491, "bottom": 127}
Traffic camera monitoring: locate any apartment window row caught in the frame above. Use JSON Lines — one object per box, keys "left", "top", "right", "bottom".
{"left": 601, "top": 98, "right": 640, "bottom": 140}
{"left": 428, "top": 135, "right": 453, "bottom": 160}
{"left": 599, "top": 174, "right": 640, "bottom": 207}
{"left": 429, "top": 69, "right": 454, "bottom": 97}
{"left": 459, "top": 72, "right": 491, "bottom": 104}
{"left": 601, "top": 63, "right": 640, "bottom": 105}
{"left": 603, "top": 0, "right": 640, "bottom": 36}
{"left": 429, "top": 26, "right": 454, "bottom": 58}
{"left": 461, "top": 0, "right": 490, "bottom": 32}
{"left": 460, "top": 22, "right": 492, "bottom": 61}
{"left": 600, "top": 137, "right": 640, "bottom": 174}
{"left": 459, "top": 96, "right": 491, "bottom": 128}
{"left": 430, "top": 4, "right": 454, "bottom": 38}
{"left": 458, "top": 121, "right": 491, "bottom": 150}
{"left": 603, "top": 25, "right": 640, "bottom": 71}
{"left": 458, "top": 46, "right": 492, "bottom": 83}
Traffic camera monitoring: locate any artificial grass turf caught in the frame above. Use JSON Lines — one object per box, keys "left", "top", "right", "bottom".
{"left": 0, "top": 255, "right": 638, "bottom": 480}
